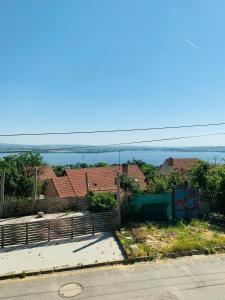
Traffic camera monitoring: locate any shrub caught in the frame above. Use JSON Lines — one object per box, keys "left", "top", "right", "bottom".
{"left": 90, "top": 192, "right": 117, "bottom": 212}
{"left": 120, "top": 174, "right": 143, "bottom": 194}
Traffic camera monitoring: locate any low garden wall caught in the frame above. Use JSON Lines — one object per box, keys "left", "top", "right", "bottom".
{"left": 3, "top": 197, "right": 90, "bottom": 218}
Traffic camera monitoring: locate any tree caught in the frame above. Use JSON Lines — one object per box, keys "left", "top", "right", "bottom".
{"left": 127, "top": 159, "right": 158, "bottom": 183}
{"left": 120, "top": 174, "right": 143, "bottom": 194}
{"left": 94, "top": 162, "right": 108, "bottom": 167}
{"left": 0, "top": 152, "right": 43, "bottom": 197}
{"left": 189, "top": 161, "right": 225, "bottom": 211}
{"left": 140, "top": 163, "right": 158, "bottom": 183}
{"left": 53, "top": 165, "right": 65, "bottom": 177}
{"left": 167, "top": 171, "right": 188, "bottom": 187}
{"left": 147, "top": 176, "right": 169, "bottom": 194}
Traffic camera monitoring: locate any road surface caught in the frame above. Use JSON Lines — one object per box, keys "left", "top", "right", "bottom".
{"left": 1, "top": 254, "right": 225, "bottom": 299}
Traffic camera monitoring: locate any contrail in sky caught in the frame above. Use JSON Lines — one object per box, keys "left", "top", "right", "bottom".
{"left": 184, "top": 38, "right": 201, "bottom": 50}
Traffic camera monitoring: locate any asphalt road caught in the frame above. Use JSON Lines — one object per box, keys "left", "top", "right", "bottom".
{"left": 1, "top": 254, "right": 225, "bottom": 300}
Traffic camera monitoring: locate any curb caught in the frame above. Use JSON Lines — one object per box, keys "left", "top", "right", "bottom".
{"left": 114, "top": 231, "right": 225, "bottom": 262}
{"left": 0, "top": 259, "right": 125, "bottom": 281}
{"left": 113, "top": 232, "right": 128, "bottom": 260}
{"left": 122, "top": 247, "right": 225, "bottom": 264}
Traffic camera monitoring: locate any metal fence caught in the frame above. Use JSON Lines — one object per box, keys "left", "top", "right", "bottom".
{"left": 0, "top": 211, "right": 117, "bottom": 248}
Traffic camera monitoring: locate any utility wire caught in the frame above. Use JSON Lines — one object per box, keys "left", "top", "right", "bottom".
{"left": 108, "top": 132, "right": 225, "bottom": 146}
{"left": 1, "top": 122, "right": 225, "bottom": 137}
{"left": 2, "top": 132, "right": 225, "bottom": 152}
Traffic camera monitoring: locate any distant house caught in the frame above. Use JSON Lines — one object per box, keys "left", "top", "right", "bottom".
{"left": 45, "top": 164, "right": 146, "bottom": 198}
{"left": 159, "top": 157, "right": 199, "bottom": 175}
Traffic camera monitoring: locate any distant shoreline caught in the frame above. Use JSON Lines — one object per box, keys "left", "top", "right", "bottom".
{"left": 1, "top": 149, "right": 224, "bottom": 166}
{"left": 1, "top": 148, "right": 225, "bottom": 154}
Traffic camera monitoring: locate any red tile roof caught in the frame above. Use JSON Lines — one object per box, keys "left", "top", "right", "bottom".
{"left": 38, "top": 166, "right": 56, "bottom": 181}
{"left": 166, "top": 157, "right": 199, "bottom": 171}
{"left": 51, "top": 176, "right": 75, "bottom": 198}
{"left": 50, "top": 165, "right": 146, "bottom": 198}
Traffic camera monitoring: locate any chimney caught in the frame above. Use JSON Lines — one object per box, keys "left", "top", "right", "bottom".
{"left": 167, "top": 157, "right": 174, "bottom": 166}
{"left": 122, "top": 163, "right": 128, "bottom": 176}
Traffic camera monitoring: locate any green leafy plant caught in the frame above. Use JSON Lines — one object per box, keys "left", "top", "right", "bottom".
{"left": 89, "top": 192, "right": 117, "bottom": 212}
{"left": 120, "top": 174, "right": 143, "bottom": 194}
{"left": 0, "top": 152, "right": 43, "bottom": 197}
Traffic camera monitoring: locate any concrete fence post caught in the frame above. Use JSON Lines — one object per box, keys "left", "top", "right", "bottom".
{"left": 71, "top": 217, "right": 74, "bottom": 239}
{"left": 32, "top": 167, "right": 38, "bottom": 213}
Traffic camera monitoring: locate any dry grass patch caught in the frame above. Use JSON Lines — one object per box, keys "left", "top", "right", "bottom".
{"left": 117, "top": 219, "right": 225, "bottom": 259}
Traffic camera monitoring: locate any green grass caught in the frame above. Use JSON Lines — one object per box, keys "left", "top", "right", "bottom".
{"left": 117, "top": 219, "right": 225, "bottom": 259}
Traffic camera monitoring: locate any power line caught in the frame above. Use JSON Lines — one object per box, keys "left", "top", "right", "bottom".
{"left": 108, "top": 132, "right": 225, "bottom": 146}
{"left": 2, "top": 132, "right": 225, "bottom": 152}
{"left": 1, "top": 121, "right": 225, "bottom": 137}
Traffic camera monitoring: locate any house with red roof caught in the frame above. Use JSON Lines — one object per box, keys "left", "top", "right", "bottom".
{"left": 159, "top": 157, "right": 199, "bottom": 175}
{"left": 44, "top": 164, "right": 146, "bottom": 198}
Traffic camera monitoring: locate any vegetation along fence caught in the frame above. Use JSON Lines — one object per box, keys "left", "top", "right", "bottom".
{"left": 3, "top": 197, "right": 90, "bottom": 218}
{"left": 0, "top": 211, "right": 117, "bottom": 248}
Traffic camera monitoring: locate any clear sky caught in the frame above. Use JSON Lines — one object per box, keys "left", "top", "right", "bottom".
{"left": 1, "top": 0, "right": 225, "bottom": 146}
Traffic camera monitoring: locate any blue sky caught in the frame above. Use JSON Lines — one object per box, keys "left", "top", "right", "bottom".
{"left": 1, "top": 0, "right": 225, "bottom": 146}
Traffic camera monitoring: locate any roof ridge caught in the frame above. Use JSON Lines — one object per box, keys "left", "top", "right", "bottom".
{"left": 64, "top": 173, "right": 80, "bottom": 197}
{"left": 52, "top": 175, "right": 78, "bottom": 198}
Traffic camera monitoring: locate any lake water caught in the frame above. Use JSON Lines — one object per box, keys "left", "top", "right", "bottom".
{"left": 0, "top": 150, "right": 224, "bottom": 166}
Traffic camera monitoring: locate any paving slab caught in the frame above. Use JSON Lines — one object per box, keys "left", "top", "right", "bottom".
{"left": 0, "top": 232, "right": 124, "bottom": 277}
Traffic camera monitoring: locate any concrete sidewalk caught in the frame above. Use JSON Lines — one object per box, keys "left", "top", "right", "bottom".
{"left": 0, "top": 232, "right": 124, "bottom": 278}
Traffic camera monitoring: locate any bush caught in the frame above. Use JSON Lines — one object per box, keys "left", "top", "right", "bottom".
{"left": 90, "top": 192, "right": 117, "bottom": 212}
{"left": 120, "top": 174, "right": 143, "bottom": 194}
{"left": 147, "top": 176, "right": 169, "bottom": 194}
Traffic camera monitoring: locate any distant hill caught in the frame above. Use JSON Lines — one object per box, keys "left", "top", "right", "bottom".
{"left": 1, "top": 144, "right": 225, "bottom": 154}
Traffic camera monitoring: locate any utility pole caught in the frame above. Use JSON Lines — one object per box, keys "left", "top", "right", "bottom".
{"left": 116, "top": 172, "right": 121, "bottom": 228}
{"left": 85, "top": 172, "right": 90, "bottom": 195}
{"left": 0, "top": 171, "right": 5, "bottom": 218}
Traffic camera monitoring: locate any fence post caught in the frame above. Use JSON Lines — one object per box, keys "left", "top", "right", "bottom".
{"left": 116, "top": 172, "right": 121, "bottom": 228}
{"left": 32, "top": 167, "right": 38, "bottom": 213}
{"left": 26, "top": 223, "right": 29, "bottom": 245}
{"left": 1, "top": 226, "right": 4, "bottom": 248}
{"left": 48, "top": 221, "right": 51, "bottom": 242}
{"left": 92, "top": 215, "right": 95, "bottom": 235}
{"left": 0, "top": 171, "right": 5, "bottom": 218}
{"left": 71, "top": 217, "right": 74, "bottom": 239}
